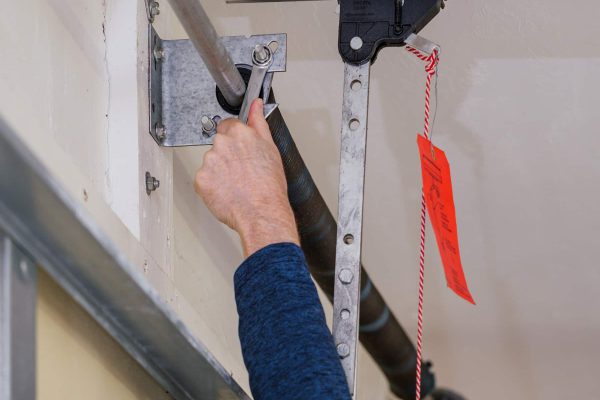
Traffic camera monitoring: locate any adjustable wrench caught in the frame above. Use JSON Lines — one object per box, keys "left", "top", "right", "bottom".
{"left": 239, "top": 42, "right": 279, "bottom": 123}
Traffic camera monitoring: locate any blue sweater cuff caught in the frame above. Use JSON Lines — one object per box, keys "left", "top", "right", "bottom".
{"left": 234, "top": 242, "right": 305, "bottom": 292}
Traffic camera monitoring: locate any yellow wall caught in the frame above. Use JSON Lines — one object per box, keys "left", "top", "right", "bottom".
{"left": 37, "top": 270, "right": 172, "bottom": 400}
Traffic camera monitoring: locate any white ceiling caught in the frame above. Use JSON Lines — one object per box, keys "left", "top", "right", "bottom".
{"left": 177, "top": 1, "right": 600, "bottom": 398}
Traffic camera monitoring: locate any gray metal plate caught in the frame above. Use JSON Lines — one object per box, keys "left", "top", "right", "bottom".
{"left": 150, "top": 28, "right": 286, "bottom": 146}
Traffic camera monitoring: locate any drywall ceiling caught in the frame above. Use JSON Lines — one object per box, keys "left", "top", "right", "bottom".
{"left": 172, "top": 1, "right": 599, "bottom": 398}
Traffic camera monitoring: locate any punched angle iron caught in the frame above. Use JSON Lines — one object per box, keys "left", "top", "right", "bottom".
{"left": 332, "top": 0, "right": 444, "bottom": 396}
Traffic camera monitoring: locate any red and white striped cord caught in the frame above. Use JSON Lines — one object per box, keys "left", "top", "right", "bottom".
{"left": 405, "top": 45, "right": 439, "bottom": 400}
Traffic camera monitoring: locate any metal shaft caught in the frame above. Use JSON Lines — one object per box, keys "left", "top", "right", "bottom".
{"left": 166, "top": 0, "right": 246, "bottom": 107}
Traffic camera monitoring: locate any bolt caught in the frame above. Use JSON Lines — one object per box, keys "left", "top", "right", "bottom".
{"left": 153, "top": 46, "right": 165, "bottom": 62}
{"left": 155, "top": 122, "right": 166, "bottom": 141}
{"left": 19, "top": 260, "right": 30, "bottom": 281}
{"left": 337, "top": 343, "right": 350, "bottom": 358}
{"left": 146, "top": 171, "right": 160, "bottom": 195}
{"left": 149, "top": 1, "right": 160, "bottom": 22}
{"left": 350, "top": 36, "right": 363, "bottom": 51}
{"left": 339, "top": 268, "right": 354, "bottom": 284}
{"left": 201, "top": 115, "right": 216, "bottom": 135}
{"left": 253, "top": 45, "right": 270, "bottom": 64}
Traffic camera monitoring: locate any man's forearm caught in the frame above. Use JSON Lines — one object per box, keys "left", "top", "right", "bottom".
{"left": 195, "top": 101, "right": 347, "bottom": 399}
{"left": 236, "top": 197, "right": 299, "bottom": 258}
{"left": 234, "top": 243, "right": 351, "bottom": 400}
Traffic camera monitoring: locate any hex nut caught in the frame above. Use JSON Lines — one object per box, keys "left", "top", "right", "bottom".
{"left": 339, "top": 268, "right": 354, "bottom": 284}
{"left": 337, "top": 343, "right": 350, "bottom": 358}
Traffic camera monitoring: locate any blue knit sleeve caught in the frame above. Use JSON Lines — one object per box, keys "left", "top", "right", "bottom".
{"left": 234, "top": 242, "right": 350, "bottom": 400}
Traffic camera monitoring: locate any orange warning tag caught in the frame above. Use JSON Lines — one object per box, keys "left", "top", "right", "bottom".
{"left": 417, "top": 134, "right": 475, "bottom": 304}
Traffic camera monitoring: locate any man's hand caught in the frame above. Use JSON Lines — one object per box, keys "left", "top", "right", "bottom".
{"left": 195, "top": 99, "right": 300, "bottom": 257}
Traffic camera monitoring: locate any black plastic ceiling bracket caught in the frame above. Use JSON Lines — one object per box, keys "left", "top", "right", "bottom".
{"left": 338, "top": 0, "right": 443, "bottom": 65}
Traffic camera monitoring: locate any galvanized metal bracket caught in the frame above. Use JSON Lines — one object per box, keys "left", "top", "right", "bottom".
{"left": 148, "top": 27, "right": 287, "bottom": 146}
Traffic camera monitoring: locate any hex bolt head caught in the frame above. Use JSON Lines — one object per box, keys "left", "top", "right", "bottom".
{"left": 201, "top": 115, "right": 216, "bottom": 135}
{"left": 145, "top": 172, "right": 160, "bottom": 195}
{"left": 252, "top": 45, "right": 271, "bottom": 65}
{"left": 337, "top": 343, "right": 350, "bottom": 358}
{"left": 18, "top": 260, "right": 31, "bottom": 281}
{"left": 155, "top": 122, "right": 166, "bottom": 141}
{"left": 339, "top": 268, "right": 354, "bottom": 284}
{"left": 350, "top": 36, "right": 363, "bottom": 51}
{"left": 149, "top": 1, "right": 160, "bottom": 21}
{"left": 153, "top": 46, "right": 165, "bottom": 62}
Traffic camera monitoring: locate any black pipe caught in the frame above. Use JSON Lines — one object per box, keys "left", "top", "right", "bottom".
{"left": 267, "top": 101, "right": 436, "bottom": 399}
{"left": 430, "top": 388, "right": 467, "bottom": 400}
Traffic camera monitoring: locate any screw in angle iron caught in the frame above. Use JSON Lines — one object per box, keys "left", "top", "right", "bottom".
{"left": 339, "top": 268, "right": 354, "bottom": 284}
{"left": 337, "top": 343, "right": 350, "bottom": 358}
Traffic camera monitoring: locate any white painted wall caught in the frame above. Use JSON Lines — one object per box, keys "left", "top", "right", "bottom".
{"left": 2, "top": 0, "right": 600, "bottom": 399}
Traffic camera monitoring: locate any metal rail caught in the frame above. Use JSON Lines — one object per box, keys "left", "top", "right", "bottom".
{"left": 166, "top": 0, "right": 246, "bottom": 107}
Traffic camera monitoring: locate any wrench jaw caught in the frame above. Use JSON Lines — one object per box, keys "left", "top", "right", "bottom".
{"left": 238, "top": 42, "right": 280, "bottom": 124}
{"left": 263, "top": 103, "right": 279, "bottom": 119}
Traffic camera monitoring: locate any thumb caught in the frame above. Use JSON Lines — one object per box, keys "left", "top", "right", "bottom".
{"left": 247, "top": 98, "right": 272, "bottom": 140}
